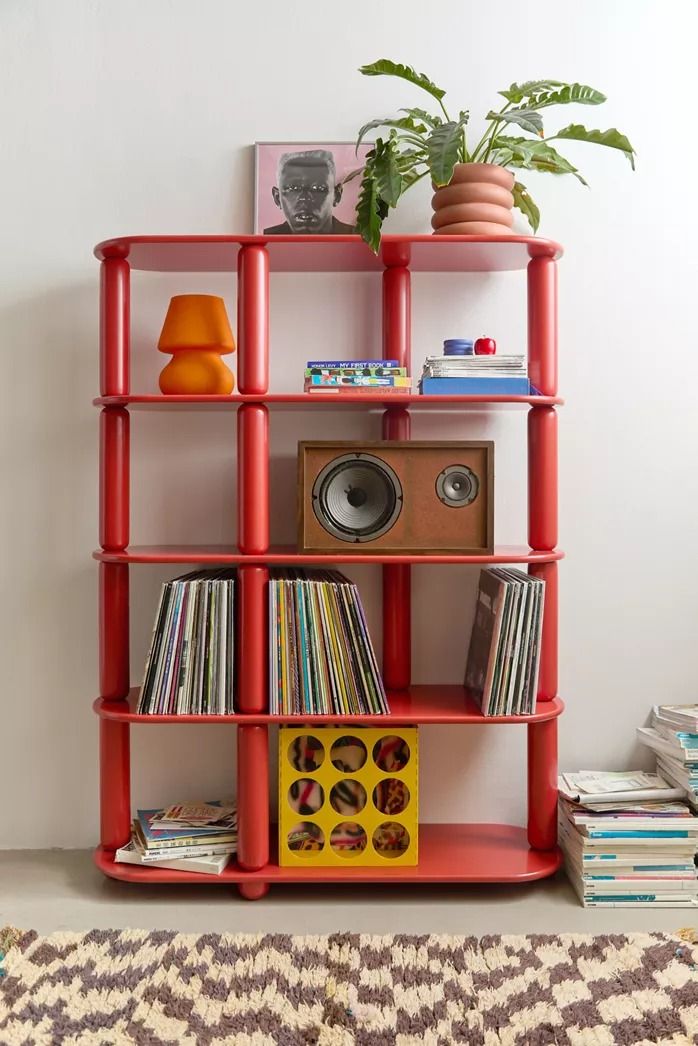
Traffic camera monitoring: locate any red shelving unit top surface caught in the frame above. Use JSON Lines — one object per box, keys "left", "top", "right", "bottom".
{"left": 94, "top": 545, "right": 564, "bottom": 565}
{"left": 95, "top": 824, "right": 561, "bottom": 883}
{"left": 95, "top": 393, "right": 563, "bottom": 411}
{"left": 94, "top": 234, "right": 562, "bottom": 273}
{"left": 94, "top": 688, "right": 564, "bottom": 725}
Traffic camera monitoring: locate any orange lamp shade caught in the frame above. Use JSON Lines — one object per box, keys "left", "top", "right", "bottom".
{"left": 158, "top": 295, "right": 235, "bottom": 355}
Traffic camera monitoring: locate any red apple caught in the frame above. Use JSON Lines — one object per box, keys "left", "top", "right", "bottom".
{"left": 474, "top": 336, "right": 496, "bottom": 355}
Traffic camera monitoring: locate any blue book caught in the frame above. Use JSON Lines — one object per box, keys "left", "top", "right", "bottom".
{"left": 419, "top": 376, "right": 533, "bottom": 396}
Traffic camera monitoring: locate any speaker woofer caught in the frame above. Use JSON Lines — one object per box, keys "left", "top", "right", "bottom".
{"left": 436, "top": 464, "right": 479, "bottom": 508}
{"left": 312, "top": 453, "right": 403, "bottom": 542}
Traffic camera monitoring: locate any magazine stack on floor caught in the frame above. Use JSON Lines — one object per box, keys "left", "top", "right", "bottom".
{"left": 115, "top": 800, "right": 237, "bottom": 875}
{"left": 558, "top": 771, "right": 698, "bottom": 907}
{"left": 637, "top": 704, "right": 698, "bottom": 808}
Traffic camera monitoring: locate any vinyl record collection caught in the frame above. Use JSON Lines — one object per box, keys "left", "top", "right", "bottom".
{"left": 137, "top": 569, "right": 235, "bottom": 715}
{"left": 269, "top": 569, "right": 389, "bottom": 716}
{"left": 558, "top": 771, "right": 698, "bottom": 907}
{"left": 464, "top": 567, "right": 545, "bottom": 715}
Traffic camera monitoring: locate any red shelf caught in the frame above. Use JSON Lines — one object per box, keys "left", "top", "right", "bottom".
{"left": 95, "top": 393, "right": 563, "bottom": 411}
{"left": 94, "top": 233, "right": 562, "bottom": 274}
{"left": 94, "top": 687, "right": 564, "bottom": 725}
{"left": 94, "top": 545, "right": 564, "bottom": 566}
{"left": 95, "top": 824, "right": 561, "bottom": 884}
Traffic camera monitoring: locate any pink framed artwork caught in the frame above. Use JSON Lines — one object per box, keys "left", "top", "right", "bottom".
{"left": 254, "top": 142, "right": 371, "bottom": 235}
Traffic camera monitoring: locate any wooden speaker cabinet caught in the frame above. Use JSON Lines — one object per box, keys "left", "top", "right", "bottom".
{"left": 298, "top": 440, "right": 494, "bottom": 555}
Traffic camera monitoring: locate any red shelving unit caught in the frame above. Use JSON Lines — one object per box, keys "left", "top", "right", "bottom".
{"left": 94, "top": 233, "right": 563, "bottom": 899}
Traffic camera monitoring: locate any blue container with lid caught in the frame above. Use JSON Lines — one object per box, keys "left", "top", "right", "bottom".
{"left": 443, "top": 339, "right": 474, "bottom": 356}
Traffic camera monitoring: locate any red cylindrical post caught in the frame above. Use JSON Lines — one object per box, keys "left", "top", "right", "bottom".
{"left": 99, "top": 407, "right": 130, "bottom": 552}
{"left": 528, "top": 406, "right": 557, "bottom": 551}
{"left": 237, "top": 725, "right": 269, "bottom": 871}
{"left": 100, "top": 257, "right": 130, "bottom": 396}
{"left": 237, "top": 245, "right": 269, "bottom": 394}
{"left": 383, "top": 266, "right": 411, "bottom": 370}
{"left": 527, "top": 717, "right": 558, "bottom": 850}
{"left": 236, "top": 566, "right": 268, "bottom": 714}
{"left": 528, "top": 561, "right": 558, "bottom": 701}
{"left": 100, "top": 718, "right": 131, "bottom": 851}
{"left": 238, "top": 404, "right": 269, "bottom": 554}
{"left": 382, "top": 406, "right": 411, "bottom": 690}
{"left": 99, "top": 562, "right": 130, "bottom": 700}
{"left": 527, "top": 256, "right": 557, "bottom": 397}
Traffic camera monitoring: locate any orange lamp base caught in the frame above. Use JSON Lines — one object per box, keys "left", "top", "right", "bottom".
{"left": 159, "top": 350, "right": 235, "bottom": 395}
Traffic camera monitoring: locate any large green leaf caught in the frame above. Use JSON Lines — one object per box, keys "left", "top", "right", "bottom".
{"left": 512, "top": 179, "right": 540, "bottom": 232}
{"left": 551, "top": 124, "right": 636, "bottom": 169}
{"left": 490, "top": 136, "right": 589, "bottom": 184}
{"left": 525, "top": 84, "right": 606, "bottom": 110}
{"left": 487, "top": 108, "right": 544, "bottom": 136}
{"left": 427, "top": 118, "right": 467, "bottom": 185}
{"left": 499, "top": 80, "right": 566, "bottom": 103}
{"left": 400, "top": 106, "right": 442, "bottom": 128}
{"left": 373, "top": 137, "right": 403, "bottom": 207}
{"left": 359, "top": 59, "right": 446, "bottom": 101}
{"left": 356, "top": 161, "right": 383, "bottom": 253}
{"left": 356, "top": 115, "right": 428, "bottom": 150}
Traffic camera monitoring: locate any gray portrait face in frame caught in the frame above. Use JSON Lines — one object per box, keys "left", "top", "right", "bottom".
{"left": 270, "top": 150, "right": 343, "bottom": 234}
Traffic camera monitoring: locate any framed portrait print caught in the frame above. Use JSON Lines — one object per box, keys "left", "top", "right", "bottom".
{"left": 254, "top": 141, "right": 371, "bottom": 235}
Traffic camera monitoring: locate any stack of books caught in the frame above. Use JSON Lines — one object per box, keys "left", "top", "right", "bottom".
{"left": 269, "top": 568, "right": 388, "bottom": 715}
{"left": 304, "top": 360, "right": 412, "bottom": 394}
{"left": 137, "top": 570, "right": 235, "bottom": 716}
{"left": 115, "top": 799, "right": 238, "bottom": 875}
{"left": 464, "top": 568, "right": 545, "bottom": 715}
{"left": 558, "top": 772, "right": 698, "bottom": 907}
{"left": 419, "top": 353, "right": 530, "bottom": 395}
{"left": 637, "top": 705, "right": 698, "bottom": 808}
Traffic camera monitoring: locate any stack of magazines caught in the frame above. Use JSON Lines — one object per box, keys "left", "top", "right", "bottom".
{"left": 558, "top": 771, "right": 698, "bottom": 907}
{"left": 269, "top": 568, "right": 388, "bottom": 715}
{"left": 115, "top": 799, "right": 237, "bottom": 875}
{"left": 464, "top": 568, "right": 545, "bottom": 715}
{"left": 137, "top": 569, "right": 235, "bottom": 715}
{"left": 304, "top": 359, "right": 412, "bottom": 394}
{"left": 420, "top": 354, "right": 529, "bottom": 395}
{"left": 637, "top": 705, "right": 698, "bottom": 808}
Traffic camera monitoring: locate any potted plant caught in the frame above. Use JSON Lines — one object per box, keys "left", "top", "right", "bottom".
{"left": 353, "top": 60, "right": 635, "bottom": 251}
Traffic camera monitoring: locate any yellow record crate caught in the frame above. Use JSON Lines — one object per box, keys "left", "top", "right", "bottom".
{"left": 279, "top": 726, "right": 418, "bottom": 867}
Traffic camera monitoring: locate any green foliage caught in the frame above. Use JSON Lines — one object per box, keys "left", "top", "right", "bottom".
{"left": 359, "top": 60, "right": 446, "bottom": 101}
{"left": 512, "top": 180, "right": 540, "bottom": 233}
{"left": 427, "top": 116, "right": 469, "bottom": 186}
{"left": 489, "top": 136, "right": 589, "bottom": 184}
{"left": 354, "top": 61, "right": 635, "bottom": 250}
{"left": 487, "top": 108, "right": 544, "bottom": 137}
{"left": 551, "top": 124, "right": 636, "bottom": 168}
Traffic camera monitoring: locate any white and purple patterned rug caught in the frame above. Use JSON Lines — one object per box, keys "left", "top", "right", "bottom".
{"left": 1, "top": 928, "right": 697, "bottom": 1044}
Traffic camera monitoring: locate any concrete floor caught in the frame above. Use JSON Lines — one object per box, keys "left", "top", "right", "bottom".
{"left": 0, "top": 851, "right": 694, "bottom": 936}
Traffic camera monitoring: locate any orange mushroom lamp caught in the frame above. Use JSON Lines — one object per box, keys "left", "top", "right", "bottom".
{"left": 158, "top": 294, "right": 236, "bottom": 395}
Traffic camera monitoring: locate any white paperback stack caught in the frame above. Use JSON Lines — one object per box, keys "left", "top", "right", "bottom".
{"left": 115, "top": 800, "right": 237, "bottom": 875}
{"left": 558, "top": 771, "right": 698, "bottom": 907}
{"left": 637, "top": 705, "right": 698, "bottom": 808}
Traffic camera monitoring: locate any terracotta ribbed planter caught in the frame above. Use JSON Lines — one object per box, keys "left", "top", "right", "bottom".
{"left": 431, "top": 163, "right": 515, "bottom": 236}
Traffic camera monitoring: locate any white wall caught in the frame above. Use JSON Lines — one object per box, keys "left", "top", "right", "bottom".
{"left": 2, "top": 0, "right": 697, "bottom": 848}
